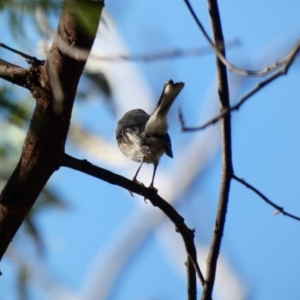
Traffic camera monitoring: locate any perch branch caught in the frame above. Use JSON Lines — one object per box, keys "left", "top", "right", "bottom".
{"left": 61, "top": 153, "right": 205, "bottom": 299}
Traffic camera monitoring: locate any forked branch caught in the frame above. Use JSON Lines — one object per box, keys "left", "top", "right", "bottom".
{"left": 179, "top": 40, "right": 300, "bottom": 131}
{"left": 183, "top": 0, "right": 299, "bottom": 77}
{"left": 61, "top": 153, "right": 205, "bottom": 300}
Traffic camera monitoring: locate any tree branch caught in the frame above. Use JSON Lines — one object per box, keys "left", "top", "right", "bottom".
{"left": 233, "top": 175, "right": 300, "bottom": 222}
{"left": 183, "top": 0, "right": 298, "bottom": 77}
{"left": 201, "top": 0, "right": 233, "bottom": 299}
{"left": 61, "top": 153, "right": 204, "bottom": 299}
{"left": 0, "top": 0, "right": 104, "bottom": 260}
{"left": 0, "top": 59, "right": 30, "bottom": 88}
{"left": 179, "top": 40, "right": 300, "bottom": 131}
{"left": 89, "top": 39, "right": 239, "bottom": 62}
{"left": 0, "top": 43, "right": 44, "bottom": 65}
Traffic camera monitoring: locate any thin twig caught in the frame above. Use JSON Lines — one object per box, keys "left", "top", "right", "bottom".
{"left": 188, "top": 254, "right": 206, "bottom": 286}
{"left": 89, "top": 39, "right": 239, "bottom": 62}
{"left": 201, "top": 0, "right": 233, "bottom": 299}
{"left": 0, "top": 43, "right": 44, "bottom": 65}
{"left": 233, "top": 175, "right": 300, "bottom": 222}
{"left": 61, "top": 153, "right": 202, "bottom": 299}
{"left": 183, "top": 0, "right": 299, "bottom": 77}
{"left": 179, "top": 40, "right": 300, "bottom": 132}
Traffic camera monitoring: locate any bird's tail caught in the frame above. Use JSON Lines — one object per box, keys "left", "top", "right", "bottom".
{"left": 144, "top": 80, "right": 184, "bottom": 135}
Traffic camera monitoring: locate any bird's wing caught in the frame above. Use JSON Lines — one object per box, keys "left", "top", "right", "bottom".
{"left": 122, "top": 126, "right": 151, "bottom": 157}
{"left": 163, "top": 133, "right": 173, "bottom": 158}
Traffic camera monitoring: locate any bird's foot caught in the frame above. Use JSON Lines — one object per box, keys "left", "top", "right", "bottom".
{"left": 129, "top": 178, "right": 145, "bottom": 197}
{"left": 148, "top": 183, "right": 158, "bottom": 193}
{"left": 143, "top": 183, "right": 158, "bottom": 202}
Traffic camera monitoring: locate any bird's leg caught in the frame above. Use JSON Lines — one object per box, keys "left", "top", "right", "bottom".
{"left": 132, "top": 159, "right": 144, "bottom": 186}
{"left": 129, "top": 158, "right": 145, "bottom": 197}
{"left": 148, "top": 160, "right": 159, "bottom": 193}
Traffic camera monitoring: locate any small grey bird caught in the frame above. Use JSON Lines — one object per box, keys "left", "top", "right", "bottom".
{"left": 116, "top": 79, "right": 184, "bottom": 192}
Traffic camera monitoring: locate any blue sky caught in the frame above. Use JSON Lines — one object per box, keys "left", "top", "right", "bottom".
{"left": 0, "top": 0, "right": 300, "bottom": 300}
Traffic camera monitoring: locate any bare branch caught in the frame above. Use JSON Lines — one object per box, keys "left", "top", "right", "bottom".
{"left": 42, "top": 33, "right": 239, "bottom": 63}
{"left": 0, "top": 59, "right": 30, "bottom": 88}
{"left": 201, "top": 0, "right": 233, "bottom": 299}
{"left": 0, "top": 43, "right": 44, "bottom": 65}
{"left": 89, "top": 39, "right": 239, "bottom": 62}
{"left": 179, "top": 40, "right": 300, "bottom": 132}
{"left": 183, "top": 0, "right": 299, "bottom": 77}
{"left": 61, "top": 153, "right": 204, "bottom": 299}
{"left": 187, "top": 254, "right": 206, "bottom": 286}
{"left": 233, "top": 175, "right": 300, "bottom": 222}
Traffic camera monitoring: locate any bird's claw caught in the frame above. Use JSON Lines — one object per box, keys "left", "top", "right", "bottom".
{"left": 129, "top": 178, "right": 145, "bottom": 197}
{"left": 129, "top": 179, "right": 158, "bottom": 201}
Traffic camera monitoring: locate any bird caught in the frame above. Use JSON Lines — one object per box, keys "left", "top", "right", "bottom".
{"left": 116, "top": 79, "right": 184, "bottom": 193}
